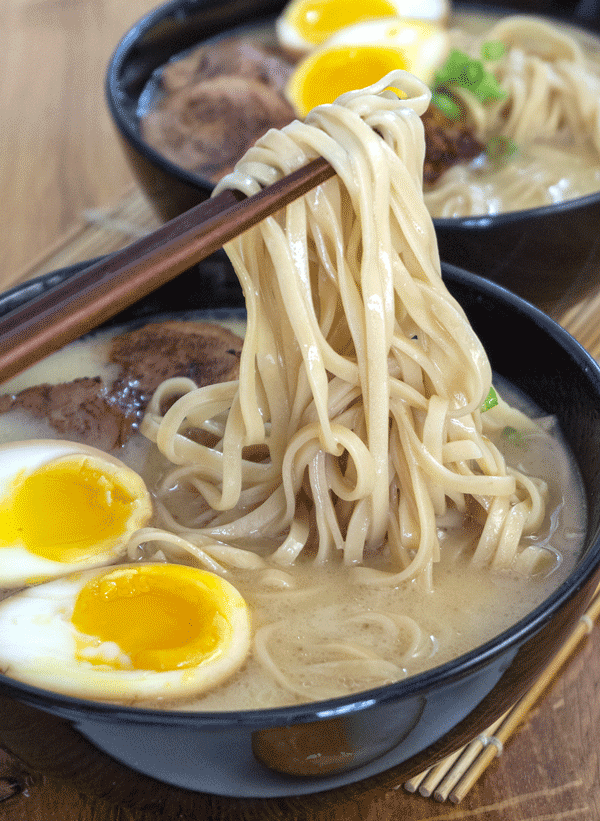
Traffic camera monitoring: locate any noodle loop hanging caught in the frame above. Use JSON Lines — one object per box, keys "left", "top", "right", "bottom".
{"left": 141, "top": 71, "right": 549, "bottom": 588}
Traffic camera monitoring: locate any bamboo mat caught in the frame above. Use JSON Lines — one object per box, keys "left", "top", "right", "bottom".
{"left": 7, "top": 185, "right": 600, "bottom": 803}
{"left": 404, "top": 583, "right": 600, "bottom": 802}
{"left": 9, "top": 187, "right": 162, "bottom": 288}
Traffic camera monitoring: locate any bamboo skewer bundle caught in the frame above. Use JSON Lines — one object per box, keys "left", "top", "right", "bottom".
{"left": 404, "top": 583, "right": 600, "bottom": 802}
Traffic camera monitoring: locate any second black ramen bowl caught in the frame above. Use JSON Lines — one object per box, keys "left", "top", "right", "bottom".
{"left": 0, "top": 256, "right": 599, "bottom": 810}
{"left": 105, "top": 0, "right": 600, "bottom": 317}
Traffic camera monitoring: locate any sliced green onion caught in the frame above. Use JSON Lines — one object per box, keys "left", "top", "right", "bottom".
{"left": 473, "top": 73, "right": 506, "bottom": 103}
{"left": 434, "top": 49, "right": 473, "bottom": 86}
{"left": 487, "top": 135, "right": 519, "bottom": 163}
{"left": 502, "top": 425, "right": 528, "bottom": 448}
{"left": 431, "top": 91, "right": 461, "bottom": 119}
{"left": 433, "top": 49, "right": 506, "bottom": 105}
{"left": 481, "top": 40, "right": 506, "bottom": 61}
{"left": 480, "top": 386, "right": 498, "bottom": 412}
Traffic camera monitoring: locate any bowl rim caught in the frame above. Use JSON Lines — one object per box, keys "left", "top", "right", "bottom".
{"left": 105, "top": 0, "right": 600, "bottom": 224}
{"left": 1, "top": 261, "right": 599, "bottom": 728}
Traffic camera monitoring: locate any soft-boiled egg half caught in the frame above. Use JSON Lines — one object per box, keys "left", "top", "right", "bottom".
{"left": 0, "top": 563, "right": 251, "bottom": 700}
{"left": 276, "top": 0, "right": 450, "bottom": 57}
{"left": 0, "top": 440, "right": 152, "bottom": 587}
{"left": 285, "top": 18, "right": 450, "bottom": 117}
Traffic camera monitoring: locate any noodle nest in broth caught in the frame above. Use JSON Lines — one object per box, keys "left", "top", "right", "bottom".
{"left": 424, "top": 14, "right": 600, "bottom": 215}
{"left": 129, "top": 72, "right": 582, "bottom": 706}
{"left": 141, "top": 70, "right": 551, "bottom": 586}
{"left": 0, "top": 72, "right": 585, "bottom": 708}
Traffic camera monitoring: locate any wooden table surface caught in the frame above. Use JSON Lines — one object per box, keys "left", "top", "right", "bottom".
{"left": 1, "top": 0, "right": 600, "bottom": 818}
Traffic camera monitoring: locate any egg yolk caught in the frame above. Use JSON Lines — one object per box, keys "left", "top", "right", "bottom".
{"left": 289, "top": 45, "right": 408, "bottom": 116}
{"left": 288, "top": 0, "right": 400, "bottom": 45}
{"left": 71, "top": 565, "right": 234, "bottom": 672}
{"left": 0, "top": 457, "right": 139, "bottom": 563}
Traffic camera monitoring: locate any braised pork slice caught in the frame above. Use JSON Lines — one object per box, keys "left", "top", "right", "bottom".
{"left": 0, "top": 377, "right": 134, "bottom": 451}
{"left": 142, "top": 74, "right": 296, "bottom": 183}
{"left": 141, "top": 39, "right": 296, "bottom": 184}
{"left": 0, "top": 321, "right": 243, "bottom": 451}
{"left": 159, "top": 39, "right": 294, "bottom": 95}
{"left": 110, "top": 321, "right": 242, "bottom": 393}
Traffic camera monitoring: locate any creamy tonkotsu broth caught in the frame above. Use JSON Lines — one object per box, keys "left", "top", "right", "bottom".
{"left": 138, "top": 10, "right": 600, "bottom": 216}
{"left": 0, "top": 76, "right": 590, "bottom": 709}
{"left": 0, "top": 320, "right": 586, "bottom": 710}
{"left": 423, "top": 11, "right": 600, "bottom": 216}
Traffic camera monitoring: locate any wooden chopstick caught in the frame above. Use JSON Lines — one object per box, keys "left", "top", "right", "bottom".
{"left": 0, "top": 156, "right": 335, "bottom": 384}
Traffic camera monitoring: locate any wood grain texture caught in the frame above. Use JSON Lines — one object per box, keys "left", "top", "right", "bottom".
{"left": 1, "top": 0, "right": 600, "bottom": 817}
{"left": 0, "top": 0, "right": 160, "bottom": 285}
{"left": 0, "top": 626, "right": 598, "bottom": 820}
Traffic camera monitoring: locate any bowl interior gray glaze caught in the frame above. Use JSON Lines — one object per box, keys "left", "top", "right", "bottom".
{"left": 0, "top": 259, "right": 599, "bottom": 798}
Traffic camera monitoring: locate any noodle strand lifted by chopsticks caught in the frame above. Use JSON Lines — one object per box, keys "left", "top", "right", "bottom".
{"left": 140, "top": 70, "right": 547, "bottom": 588}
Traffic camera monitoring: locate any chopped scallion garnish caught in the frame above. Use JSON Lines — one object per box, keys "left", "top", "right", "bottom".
{"left": 430, "top": 91, "right": 461, "bottom": 119}
{"left": 502, "top": 426, "right": 528, "bottom": 448}
{"left": 487, "top": 135, "right": 519, "bottom": 164}
{"left": 481, "top": 40, "right": 506, "bottom": 61}
{"left": 433, "top": 49, "right": 506, "bottom": 105}
{"left": 481, "top": 386, "right": 498, "bottom": 412}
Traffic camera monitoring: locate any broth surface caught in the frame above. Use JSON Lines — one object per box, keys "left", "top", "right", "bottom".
{"left": 0, "top": 319, "right": 586, "bottom": 709}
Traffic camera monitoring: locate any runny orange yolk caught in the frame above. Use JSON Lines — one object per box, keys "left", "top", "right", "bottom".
{"left": 71, "top": 565, "right": 231, "bottom": 672}
{"left": 289, "top": 45, "right": 408, "bottom": 116}
{"left": 0, "top": 458, "right": 139, "bottom": 563}
{"left": 289, "top": 0, "right": 400, "bottom": 45}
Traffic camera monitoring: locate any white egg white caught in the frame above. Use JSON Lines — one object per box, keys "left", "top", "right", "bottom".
{"left": 325, "top": 17, "right": 450, "bottom": 85}
{"left": 0, "top": 440, "right": 152, "bottom": 587}
{"left": 0, "top": 565, "right": 252, "bottom": 702}
{"left": 276, "top": 0, "right": 450, "bottom": 56}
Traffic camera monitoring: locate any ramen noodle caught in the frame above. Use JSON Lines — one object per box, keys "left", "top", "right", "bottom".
{"left": 139, "top": 13, "right": 600, "bottom": 216}
{"left": 125, "top": 73, "right": 584, "bottom": 705}
{"left": 0, "top": 73, "right": 586, "bottom": 708}
{"left": 140, "top": 72, "right": 548, "bottom": 580}
{"left": 424, "top": 15, "right": 600, "bottom": 215}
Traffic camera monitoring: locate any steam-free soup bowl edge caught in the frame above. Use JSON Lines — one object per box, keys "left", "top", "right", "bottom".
{"left": 105, "top": 0, "right": 600, "bottom": 317}
{"left": 0, "top": 258, "right": 599, "bottom": 803}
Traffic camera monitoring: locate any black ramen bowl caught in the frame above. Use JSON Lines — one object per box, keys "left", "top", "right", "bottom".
{"left": 105, "top": 0, "right": 600, "bottom": 318}
{"left": 0, "top": 256, "right": 599, "bottom": 810}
